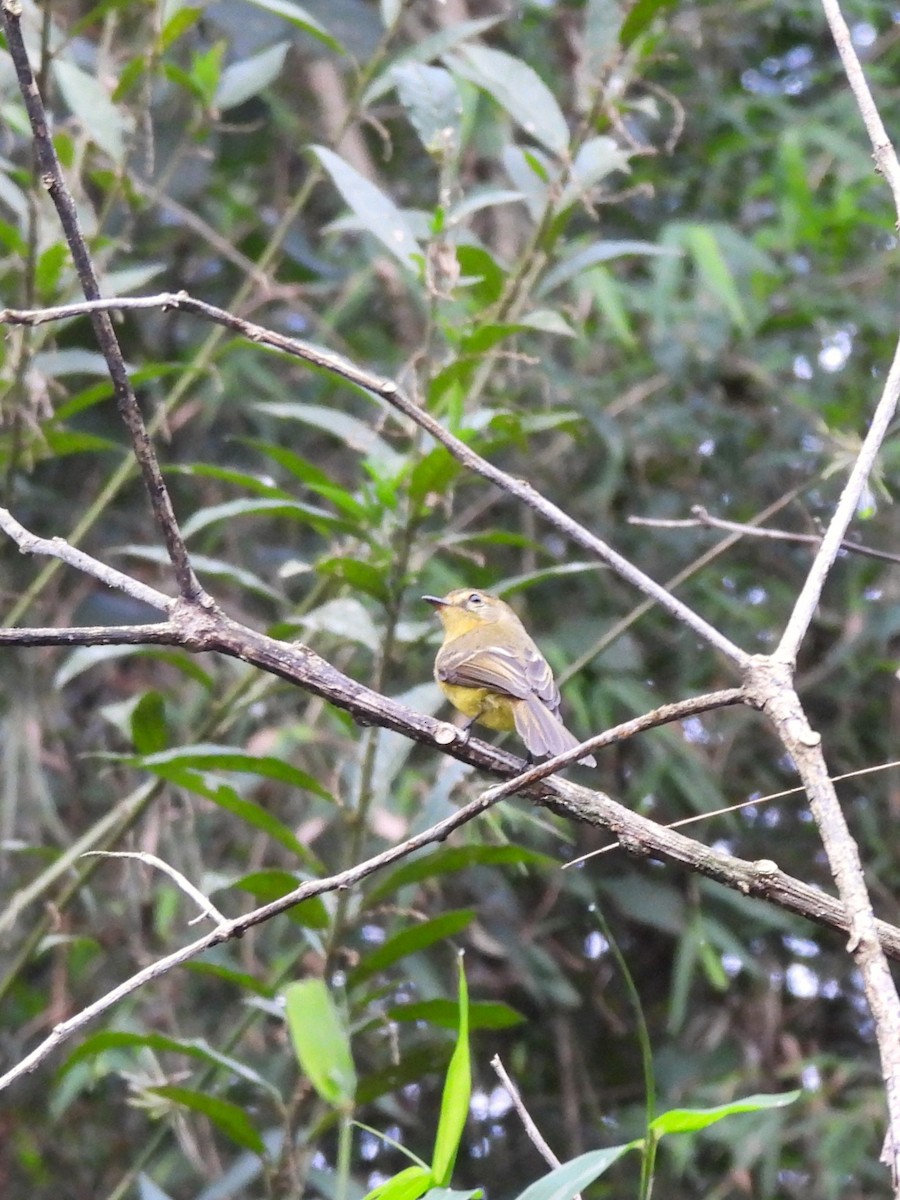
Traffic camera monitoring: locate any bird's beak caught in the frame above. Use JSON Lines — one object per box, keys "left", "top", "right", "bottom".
{"left": 422, "top": 595, "right": 446, "bottom": 608}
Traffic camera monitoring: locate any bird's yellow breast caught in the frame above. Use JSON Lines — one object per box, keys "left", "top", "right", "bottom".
{"left": 436, "top": 682, "right": 517, "bottom": 732}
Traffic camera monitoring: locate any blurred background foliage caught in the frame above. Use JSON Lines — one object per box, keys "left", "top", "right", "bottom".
{"left": 1, "top": 0, "right": 900, "bottom": 1196}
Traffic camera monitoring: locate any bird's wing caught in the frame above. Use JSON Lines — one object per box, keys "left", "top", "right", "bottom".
{"left": 436, "top": 633, "right": 561, "bottom": 713}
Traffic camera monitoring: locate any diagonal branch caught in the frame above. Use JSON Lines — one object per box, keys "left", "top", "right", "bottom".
{"left": 0, "top": 291, "right": 749, "bottom": 667}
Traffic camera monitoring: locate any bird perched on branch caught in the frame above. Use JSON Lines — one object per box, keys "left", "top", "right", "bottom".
{"left": 424, "top": 588, "right": 596, "bottom": 767}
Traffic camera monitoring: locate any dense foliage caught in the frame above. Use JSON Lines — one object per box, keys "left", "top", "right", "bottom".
{"left": 2, "top": 0, "right": 900, "bottom": 1196}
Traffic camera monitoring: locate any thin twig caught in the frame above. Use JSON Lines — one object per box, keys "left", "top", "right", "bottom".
{"left": 82, "top": 851, "right": 227, "bottom": 925}
{"left": 820, "top": 0, "right": 900, "bottom": 216}
{"left": 567, "top": 758, "right": 900, "bottom": 867}
{"left": 491, "top": 1055, "right": 567, "bottom": 1178}
{"left": 0, "top": 506, "right": 173, "bottom": 613}
{"left": 630, "top": 505, "right": 900, "bottom": 567}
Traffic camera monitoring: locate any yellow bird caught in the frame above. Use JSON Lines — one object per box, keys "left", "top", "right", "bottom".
{"left": 424, "top": 588, "right": 596, "bottom": 766}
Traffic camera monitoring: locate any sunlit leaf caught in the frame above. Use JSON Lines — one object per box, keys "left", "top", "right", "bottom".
{"left": 431, "top": 957, "right": 470, "bottom": 1185}
{"left": 649, "top": 1090, "right": 801, "bottom": 1136}
{"left": 284, "top": 979, "right": 357, "bottom": 1106}
{"left": 363, "top": 1164, "right": 435, "bottom": 1200}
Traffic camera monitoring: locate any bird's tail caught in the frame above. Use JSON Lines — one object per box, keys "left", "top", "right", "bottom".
{"left": 514, "top": 698, "right": 596, "bottom": 767}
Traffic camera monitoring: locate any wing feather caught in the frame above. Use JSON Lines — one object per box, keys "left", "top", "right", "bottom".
{"left": 435, "top": 629, "right": 562, "bottom": 714}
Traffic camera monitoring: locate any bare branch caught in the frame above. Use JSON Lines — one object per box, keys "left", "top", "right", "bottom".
{"left": 820, "top": 0, "right": 900, "bottom": 217}
{"left": 0, "top": 507, "right": 173, "bottom": 614}
{"left": 775, "top": 333, "right": 900, "bottom": 663}
{"left": 491, "top": 1054, "right": 566, "bottom": 1176}
{"left": 82, "top": 851, "right": 227, "bottom": 925}
{"left": 631, "top": 505, "right": 900, "bottom": 567}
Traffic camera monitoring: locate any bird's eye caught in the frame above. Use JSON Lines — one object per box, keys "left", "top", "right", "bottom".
{"left": 468, "top": 592, "right": 482, "bottom": 605}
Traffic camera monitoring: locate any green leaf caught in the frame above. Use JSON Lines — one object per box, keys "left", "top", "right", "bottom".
{"left": 288, "top": 596, "right": 381, "bottom": 652}
{"left": 130, "top": 691, "right": 168, "bottom": 755}
{"left": 185, "top": 961, "right": 273, "bottom": 997}
{"left": 233, "top": 870, "right": 329, "bottom": 927}
{"left": 365, "top": 845, "right": 554, "bottom": 907}
{"left": 242, "top": 438, "right": 371, "bottom": 519}
{"left": 284, "top": 979, "right": 357, "bottom": 1106}
{"left": 389, "top": 999, "right": 525, "bottom": 1031}
{"left": 513, "top": 1144, "right": 638, "bottom": 1200}
{"left": 53, "top": 59, "right": 131, "bottom": 162}
{"left": 620, "top": 0, "right": 678, "bottom": 47}
{"left": 560, "top": 136, "right": 630, "bottom": 208}
{"left": 316, "top": 556, "right": 389, "bottom": 603}
{"left": 363, "top": 1164, "right": 435, "bottom": 1200}
{"left": 188, "top": 40, "right": 224, "bottom": 106}
{"left": 128, "top": 744, "right": 333, "bottom": 801}
{"left": 445, "top": 187, "right": 525, "bottom": 225}
{"left": 243, "top": 0, "right": 342, "bottom": 51}
{"left": 256, "top": 401, "right": 404, "bottom": 474}
{"left": 180, "top": 495, "right": 350, "bottom": 540}
{"left": 394, "top": 64, "right": 463, "bottom": 157}
{"left": 350, "top": 912, "right": 475, "bottom": 986}
{"left": 62, "top": 1031, "right": 281, "bottom": 1100}
{"left": 683, "top": 223, "right": 749, "bottom": 331}
{"left": 423, "top": 1191, "right": 484, "bottom": 1200}
{"left": 363, "top": 17, "right": 502, "bottom": 105}
{"left": 649, "top": 1091, "right": 801, "bottom": 1136}
{"left": 447, "top": 45, "right": 569, "bottom": 157}
{"left": 313, "top": 145, "right": 422, "bottom": 272}
{"left": 215, "top": 41, "right": 290, "bottom": 110}
{"left": 539, "top": 238, "right": 676, "bottom": 295}
{"left": 35, "top": 242, "right": 68, "bottom": 296}
{"left": 431, "top": 957, "right": 470, "bottom": 1185}
{"left": 409, "top": 446, "right": 462, "bottom": 505}
{"left": 500, "top": 144, "right": 551, "bottom": 220}
{"left": 518, "top": 310, "right": 576, "bottom": 337}
{"left": 159, "top": 6, "right": 202, "bottom": 52}
{"left": 115, "top": 545, "right": 284, "bottom": 604}
{"left": 148, "top": 1086, "right": 266, "bottom": 1154}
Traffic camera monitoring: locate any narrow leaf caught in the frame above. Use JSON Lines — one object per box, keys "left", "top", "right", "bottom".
{"left": 448, "top": 45, "right": 569, "bottom": 157}
{"left": 284, "top": 979, "right": 357, "bottom": 1107}
{"left": 313, "top": 145, "right": 422, "bottom": 271}
{"left": 148, "top": 1086, "right": 265, "bottom": 1154}
{"left": 649, "top": 1090, "right": 801, "bottom": 1136}
{"left": 243, "top": 0, "right": 342, "bottom": 51}
{"left": 53, "top": 59, "right": 130, "bottom": 162}
{"left": 215, "top": 41, "right": 289, "bottom": 110}
{"left": 350, "top": 911, "right": 475, "bottom": 987}
{"left": 431, "top": 957, "right": 471, "bottom": 1186}
{"left": 513, "top": 1144, "right": 637, "bottom": 1200}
